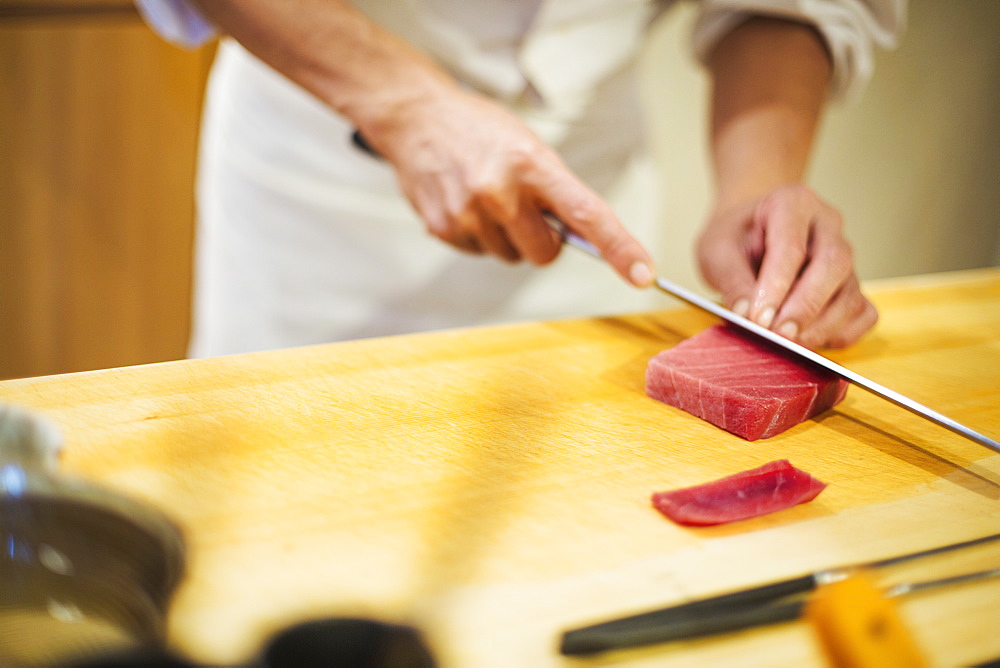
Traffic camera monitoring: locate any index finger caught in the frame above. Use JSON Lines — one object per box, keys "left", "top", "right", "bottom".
{"left": 770, "top": 218, "right": 853, "bottom": 340}
{"left": 532, "top": 167, "right": 655, "bottom": 288}
{"left": 749, "top": 197, "right": 812, "bottom": 328}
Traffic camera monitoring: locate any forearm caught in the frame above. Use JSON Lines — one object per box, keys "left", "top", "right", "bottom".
{"left": 186, "top": 0, "right": 459, "bottom": 146}
{"left": 697, "top": 17, "right": 877, "bottom": 348}
{"left": 707, "top": 16, "right": 832, "bottom": 213}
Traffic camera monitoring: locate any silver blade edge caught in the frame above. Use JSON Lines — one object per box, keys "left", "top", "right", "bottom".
{"left": 885, "top": 566, "right": 1000, "bottom": 598}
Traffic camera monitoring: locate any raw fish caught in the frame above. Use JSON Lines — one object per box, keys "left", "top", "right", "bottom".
{"left": 645, "top": 325, "right": 847, "bottom": 440}
{"left": 652, "top": 459, "right": 827, "bottom": 526}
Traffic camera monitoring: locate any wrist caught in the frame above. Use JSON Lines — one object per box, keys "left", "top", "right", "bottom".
{"left": 346, "top": 75, "right": 461, "bottom": 158}
{"left": 711, "top": 180, "right": 799, "bottom": 219}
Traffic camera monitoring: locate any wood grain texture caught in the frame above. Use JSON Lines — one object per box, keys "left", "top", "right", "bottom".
{"left": 0, "top": 269, "right": 998, "bottom": 666}
{"left": 0, "top": 16, "right": 211, "bottom": 379}
{"left": 0, "top": 2, "right": 136, "bottom": 22}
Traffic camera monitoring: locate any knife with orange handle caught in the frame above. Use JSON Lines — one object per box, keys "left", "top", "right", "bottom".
{"left": 806, "top": 573, "right": 927, "bottom": 668}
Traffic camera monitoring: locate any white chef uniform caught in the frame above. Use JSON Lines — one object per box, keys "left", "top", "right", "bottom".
{"left": 136, "top": 0, "right": 904, "bottom": 357}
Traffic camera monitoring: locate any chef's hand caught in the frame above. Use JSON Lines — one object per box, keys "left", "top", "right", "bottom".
{"left": 364, "top": 87, "right": 656, "bottom": 288}
{"left": 697, "top": 184, "right": 877, "bottom": 349}
{"left": 181, "top": 0, "right": 655, "bottom": 288}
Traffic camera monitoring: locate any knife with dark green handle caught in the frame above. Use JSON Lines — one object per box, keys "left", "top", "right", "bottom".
{"left": 560, "top": 583, "right": 808, "bottom": 655}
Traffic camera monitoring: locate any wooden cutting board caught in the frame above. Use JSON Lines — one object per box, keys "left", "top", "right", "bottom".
{"left": 1, "top": 268, "right": 998, "bottom": 667}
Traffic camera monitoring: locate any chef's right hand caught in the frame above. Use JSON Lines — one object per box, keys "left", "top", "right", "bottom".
{"left": 361, "top": 86, "right": 656, "bottom": 288}
{"left": 181, "top": 0, "right": 654, "bottom": 288}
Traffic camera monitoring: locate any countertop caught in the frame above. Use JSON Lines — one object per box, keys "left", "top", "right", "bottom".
{"left": 1, "top": 268, "right": 998, "bottom": 666}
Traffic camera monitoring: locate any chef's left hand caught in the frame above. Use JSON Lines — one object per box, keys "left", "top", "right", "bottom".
{"left": 696, "top": 184, "right": 878, "bottom": 349}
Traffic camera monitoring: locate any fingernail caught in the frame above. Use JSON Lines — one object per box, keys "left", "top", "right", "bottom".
{"left": 757, "top": 306, "right": 776, "bottom": 329}
{"left": 732, "top": 299, "right": 750, "bottom": 317}
{"left": 629, "top": 261, "right": 654, "bottom": 287}
{"left": 777, "top": 320, "right": 799, "bottom": 340}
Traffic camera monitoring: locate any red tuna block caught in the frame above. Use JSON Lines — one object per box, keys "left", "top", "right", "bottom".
{"left": 645, "top": 325, "right": 848, "bottom": 440}
{"left": 652, "top": 460, "right": 827, "bottom": 526}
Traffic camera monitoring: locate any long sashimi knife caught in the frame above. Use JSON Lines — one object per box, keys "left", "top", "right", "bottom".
{"left": 550, "top": 219, "right": 1000, "bottom": 455}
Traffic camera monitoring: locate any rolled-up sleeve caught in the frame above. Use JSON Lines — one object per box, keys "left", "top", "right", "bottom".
{"left": 135, "top": 0, "right": 217, "bottom": 49}
{"left": 691, "top": 0, "right": 906, "bottom": 101}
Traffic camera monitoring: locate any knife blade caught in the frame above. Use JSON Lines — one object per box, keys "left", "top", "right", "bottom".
{"left": 884, "top": 565, "right": 1000, "bottom": 598}
{"left": 551, "top": 220, "right": 1000, "bottom": 455}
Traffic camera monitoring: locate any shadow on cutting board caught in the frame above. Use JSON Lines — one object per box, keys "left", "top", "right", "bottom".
{"left": 821, "top": 411, "right": 999, "bottom": 499}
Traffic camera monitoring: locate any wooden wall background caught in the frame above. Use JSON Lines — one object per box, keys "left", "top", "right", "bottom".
{"left": 2, "top": 3, "right": 998, "bottom": 381}
{"left": 0, "top": 1, "right": 212, "bottom": 379}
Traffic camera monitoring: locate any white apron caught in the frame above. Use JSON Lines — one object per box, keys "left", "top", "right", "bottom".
{"left": 181, "top": 0, "right": 904, "bottom": 356}
{"left": 189, "top": 0, "right": 666, "bottom": 357}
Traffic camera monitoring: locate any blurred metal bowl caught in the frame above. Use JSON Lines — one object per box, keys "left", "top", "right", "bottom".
{"left": 0, "top": 404, "right": 185, "bottom": 666}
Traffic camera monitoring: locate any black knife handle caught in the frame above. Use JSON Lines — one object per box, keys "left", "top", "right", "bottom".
{"left": 561, "top": 599, "right": 806, "bottom": 656}
{"left": 351, "top": 130, "right": 381, "bottom": 158}
{"left": 559, "top": 575, "right": 814, "bottom": 656}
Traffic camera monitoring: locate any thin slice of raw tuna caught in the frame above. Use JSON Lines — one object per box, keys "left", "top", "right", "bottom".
{"left": 645, "top": 324, "right": 848, "bottom": 440}
{"left": 652, "top": 460, "right": 827, "bottom": 526}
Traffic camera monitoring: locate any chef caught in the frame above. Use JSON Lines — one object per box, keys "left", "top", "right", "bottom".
{"left": 136, "top": 0, "right": 904, "bottom": 356}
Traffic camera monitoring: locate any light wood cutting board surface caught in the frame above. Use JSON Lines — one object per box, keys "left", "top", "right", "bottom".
{"left": 1, "top": 268, "right": 998, "bottom": 666}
